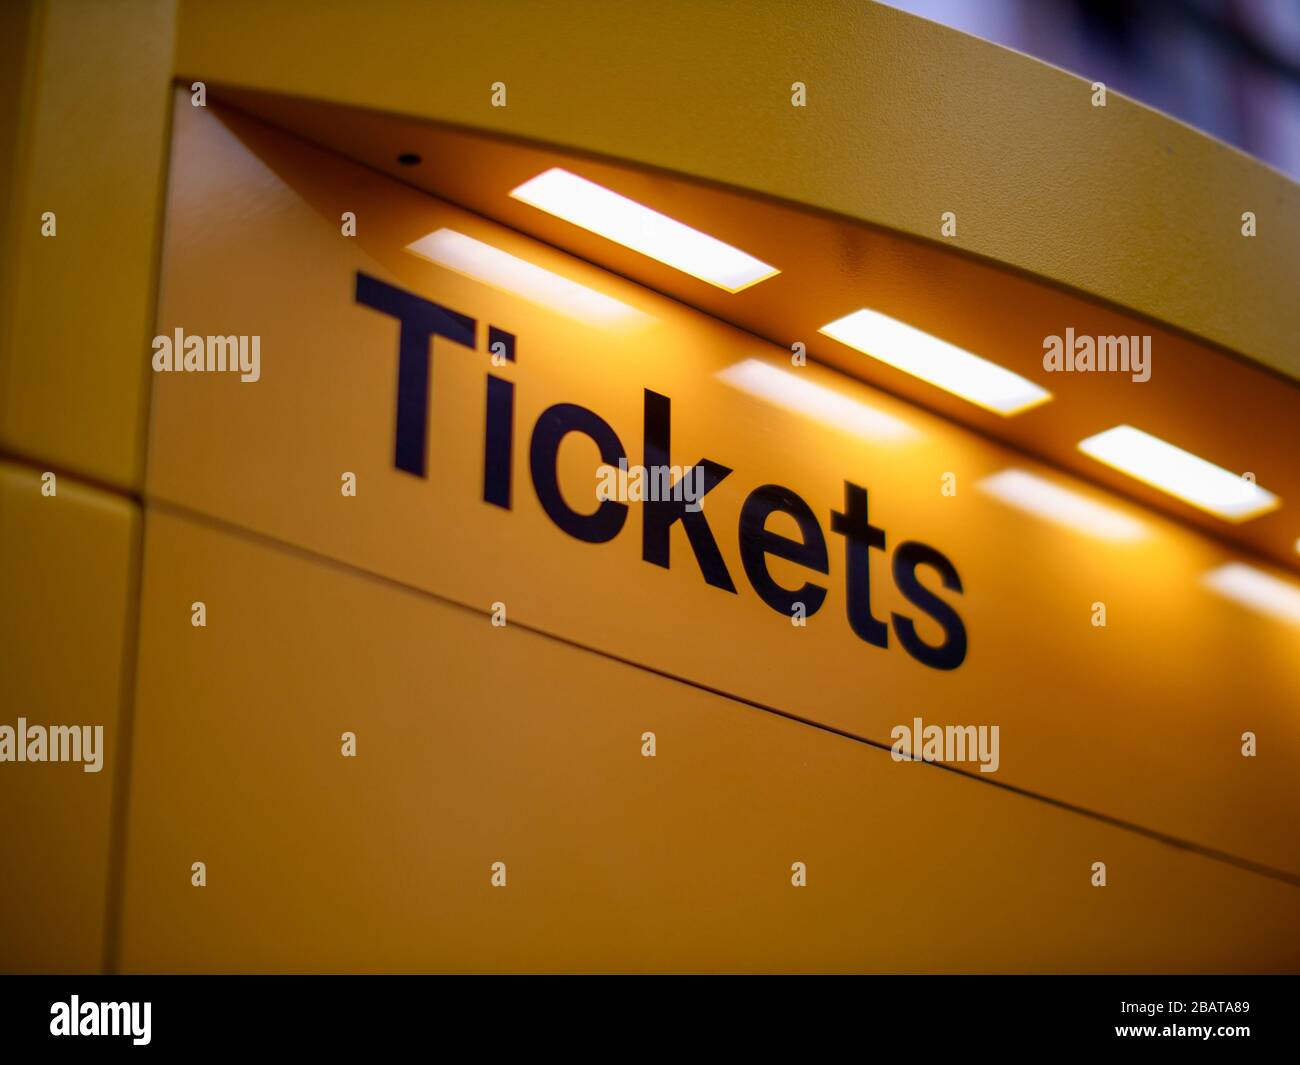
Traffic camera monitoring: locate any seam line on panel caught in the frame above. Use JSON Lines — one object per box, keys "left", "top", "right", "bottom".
{"left": 104, "top": 16, "right": 184, "bottom": 975}
{"left": 145, "top": 496, "right": 1300, "bottom": 892}
{"left": 0, "top": 447, "right": 143, "bottom": 503}
{"left": 101, "top": 488, "right": 147, "bottom": 974}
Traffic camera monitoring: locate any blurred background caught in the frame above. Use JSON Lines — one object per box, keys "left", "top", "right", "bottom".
{"left": 883, "top": 0, "right": 1300, "bottom": 180}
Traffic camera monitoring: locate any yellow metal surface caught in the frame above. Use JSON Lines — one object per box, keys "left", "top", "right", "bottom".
{"left": 1, "top": 0, "right": 1296, "bottom": 977}
{"left": 121, "top": 506, "right": 1300, "bottom": 973}
{"left": 213, "top": 91, "right": 1300, "bottom": 571}
{"left": 144, "top": 102, "right": 1300, "bottom": 881}
{"left": 0, "top": 460, "right": 137, "bottom": 972}
{"left": 174, "top": 0, "right": 1300, "bottom": 382}
{"left": 0, "top": 0, "right": 176, "bottom": 491}
{"left": 0, "top": 2, "right": 38, "bottom": 342}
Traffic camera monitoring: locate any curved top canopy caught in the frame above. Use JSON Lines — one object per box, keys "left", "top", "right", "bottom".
{"left": 186, "top": 0, "right": 1300, "bottom": 570}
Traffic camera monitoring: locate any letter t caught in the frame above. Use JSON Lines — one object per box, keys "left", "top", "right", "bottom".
{"left": 355, "top": 272, "right": 476, "bottom": 477}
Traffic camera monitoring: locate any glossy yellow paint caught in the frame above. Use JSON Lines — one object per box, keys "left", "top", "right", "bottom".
{"left": 2, "top": 0, "right": 1297, "bottom": 976}
{"left": 145, "top": 102, "right": 1300, "bottom": 884}
{"left": 173, "top": 0, "right": 1300, "bottom": 382}
{"left": 0, "top": 0, "right": 176, "bottom": 490}
{"left": 213, "top": 91, "right": 1300, "bottom": 570}
{"left": 0, "top": 460, "right": 138, "bottom": 972}
{"left": 121, "top": 507, "right": 1300, "bottom": 973}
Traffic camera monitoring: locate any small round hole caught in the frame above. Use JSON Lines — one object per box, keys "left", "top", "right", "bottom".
{"left": 397, "top": 153, "right": 422, "bottom": 167}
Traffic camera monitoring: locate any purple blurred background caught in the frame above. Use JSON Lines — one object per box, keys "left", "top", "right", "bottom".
{"left": 883, "top": 0, "right": 1300, "bottom": 181}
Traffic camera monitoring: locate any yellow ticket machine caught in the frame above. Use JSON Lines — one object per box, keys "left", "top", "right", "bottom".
{"left": 2, "top": 0, "right": 1298, "bottom": 973}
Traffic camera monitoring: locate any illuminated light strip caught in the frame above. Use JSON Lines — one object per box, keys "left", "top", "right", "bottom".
{"left": 509, "top": 168, "right": 779, "bottom": 293}
{"left": 405, "top": 228, "right": 649, "bottom": 328}
{"left": 1078, "top": 425, "right": 1279, "bottom": 522}
{"left": 716, "top": 359, "right": 915, "bottom": 441}
{"left": 818, "top": 308, "right": 1051, "bottom": 416}
{"left": 1203, "top": 563, "right": 1300, "bottom": 625}
{"left": 977, "top": 468, "right": 1146, "bottom": 543}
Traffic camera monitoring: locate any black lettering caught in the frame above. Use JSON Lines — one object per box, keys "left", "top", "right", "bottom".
{"left": 530, "top": 403, "right": 627, "bottom": 543}
{"left": 891, "top": 541, "right": 967, "bottom": 670}
{"left": 354, "top": 272, "right": 475, "bottom": 477}
{"left": 739, "top": 484, "right": 828, "bottom": 617}
{"left": 641, "top": 390, "right": 735, "bottom": 592}
{"left": 483, "top": 374, "right": 514, "bottom": 508}
{"left": 830, "top": 482, "right": 888, "bottom": 648}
